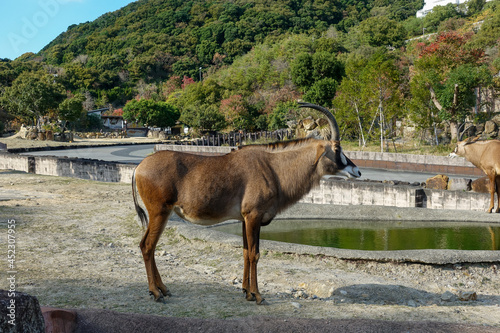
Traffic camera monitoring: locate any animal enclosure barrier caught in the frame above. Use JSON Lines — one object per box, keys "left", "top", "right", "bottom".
{"left": 189, "top": 129, "right": 294, "bottom": 146}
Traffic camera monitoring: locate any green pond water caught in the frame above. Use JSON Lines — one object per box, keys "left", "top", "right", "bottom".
{"left": 212, "top": 220, "right": 500, "bottom": 251}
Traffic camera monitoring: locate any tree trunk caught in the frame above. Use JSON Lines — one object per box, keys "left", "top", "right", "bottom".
{"left": 449, "top": 121, "right": 459, "bottom": 142}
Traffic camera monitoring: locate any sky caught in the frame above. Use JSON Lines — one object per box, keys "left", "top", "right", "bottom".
{"left": 1, "top": 0, "right": 135, "bottom": 60}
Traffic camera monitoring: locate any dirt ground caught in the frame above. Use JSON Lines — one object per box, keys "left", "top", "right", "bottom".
{"left": 0, "top": 169, "right": 499, "bottom": 331}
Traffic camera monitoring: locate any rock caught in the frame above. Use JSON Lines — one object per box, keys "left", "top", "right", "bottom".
{"left": 459, "top": 291, "right": 477, "bottom": 301}
{"left": 18, "top": 125, "right": 28, "bottom": 139}
{"left": 471, "top": 176, "right": 490, "bottom": 193}
{"left": 407, "top": 300, "right": 418, "bottom": 307}
{"left": 302, "top": 117, "right": 317, "bottom": 131}
{"left": 476, "top": 123, "right": 485, "bottom": 134}
{"left": 441, "top": 291, "right": 456, "bottom": 302}
{"left": 0, "top": 290, "right": 45, "bottom": 333}
{"left": 484, "top": 120, "right": 497, "bottom": 135}
{"left": 426, "top": 174, "right": 449, "bottom": 190}
{"left": 295, "top": 290, "right": 308, "bottom": 299}
{"left": 291, "top": 302, "right": 302, "bottom": 309}
{"left": 447, "top": 178, "right": 472, "bottom": 191}
{"left": 27, "top": 129, "right": 38, "bottom": 140}
{"left": 491, "top": 114, "right": 500, "bottom": 126}
{"left": 316, "top": 118, "right": 329, "bottom": 128}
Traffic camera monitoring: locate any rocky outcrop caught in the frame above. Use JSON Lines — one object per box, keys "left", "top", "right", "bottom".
{"left": 0, "top": 290, "right": 45, "bottom": 333}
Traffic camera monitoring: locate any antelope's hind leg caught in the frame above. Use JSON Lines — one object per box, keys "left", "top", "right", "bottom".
{"left": 487, "top": 174, "right": 496, "bottom": 213}
{"left": 140, "top": 209, "right": 171, "bottom": 302}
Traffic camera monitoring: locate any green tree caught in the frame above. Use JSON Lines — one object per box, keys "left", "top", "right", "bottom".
{"left": 291, "top": 52, "right": 313, "bottom": 89}
{"left": 180, "top": 103, "right": 226, "bottom": 132}
{"left": 334, "top": 51, "right": 403, "bottom": 149}
{"left": 59, "top": 94, "right": 85, "bottom": 131}
{"left": 1, "top": 71, "right": 65, "bottom": 127}
{"left": 303, "top": 78, "right": 338, "bottom": 107}
{"left": 423, "top": 3, "right": 461, "bottom": 33}
{"left": 356, "top": 16, "right": 407, "bottom": 48}
{"left": 123, "top": 99, "right": 179, "bottom": 128}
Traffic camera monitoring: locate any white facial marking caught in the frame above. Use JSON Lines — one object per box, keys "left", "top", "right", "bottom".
{"left": 340, "top": 149, "right": 348, "bottom": 166}
{"left": 337, "top": 165, "right": 361, "bottom": 178}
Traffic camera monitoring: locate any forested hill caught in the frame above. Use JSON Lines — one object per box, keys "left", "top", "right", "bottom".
{"left": 3, "top": 0, "right": 499, "bottom": 143}
{"left": 39, "top": 0, "right": 424, "bottom": 82}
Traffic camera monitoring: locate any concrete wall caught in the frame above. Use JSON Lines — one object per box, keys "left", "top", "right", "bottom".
{"left": 0, "top": 153, "right": 32, "bottom": 173}
{"left": 0, "top": 152, "right": 135, "bottom": 183}
{"left": 301, "top": 179, "right": 424, "bottom": 208}
{"left": 299, "top": 178, "right": 489, "bottom": 211}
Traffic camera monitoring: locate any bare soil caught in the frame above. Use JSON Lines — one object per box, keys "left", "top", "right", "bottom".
{"left": 0, "top": 170, "right": 499, "bottom": 330}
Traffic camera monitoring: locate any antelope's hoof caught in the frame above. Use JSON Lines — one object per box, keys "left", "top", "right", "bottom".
{"left": 257, "top": 298, "right": 269, "bottom": 305}
{"left": 245, "top": 293, "right": 256, "bottom": 301}
{"left": 149, "top": 291, "right": 166, "bottom": 303}
{"left": 161, "top": 289, "right": 172, "bottom": 297}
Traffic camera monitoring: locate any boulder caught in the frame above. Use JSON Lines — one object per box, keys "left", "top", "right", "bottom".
{"left": 0, "top": 290, "right": 45, "bottom": 333}
{"left": 484, "top": 120, "right": 497, "bottom": 135}
{"left": 471, "top": 176, "right": 490, "bottom": 193}
{"left": 447, "top": 178, "right": 472, "bottom": 191}
{"left": 491, "top": 114, "right": 500, "bottom": 126}
{"left": 18, "top": 125, "right": 28, "bottom": 139}
{"left": 426, "top": 174, "right": 449, "bottom": 190}
{"left": 302, "top": 117, "right": 317, "bottom": 131}
{"left": 316, "top": 118, "right": 329, "bottom": 128}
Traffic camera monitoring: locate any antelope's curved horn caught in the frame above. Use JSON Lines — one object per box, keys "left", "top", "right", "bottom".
{"left": 298, "top": 102, "right": 340, "bottom": 141}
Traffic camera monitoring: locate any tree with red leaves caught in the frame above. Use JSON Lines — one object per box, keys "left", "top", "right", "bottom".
{"left": 410, "top": 31, "right": 491, "bottom": 141}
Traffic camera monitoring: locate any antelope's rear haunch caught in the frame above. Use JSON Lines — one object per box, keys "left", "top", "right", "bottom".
{"left": 450, "top": 138, "right": 500, "bottom": 213}
{"left": 132, "top": 102, "right": 361, "bottom": 304}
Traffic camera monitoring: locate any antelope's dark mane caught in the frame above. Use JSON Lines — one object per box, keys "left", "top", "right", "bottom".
{"left": 237, "top": 138, "right": 318, "bottom": 152}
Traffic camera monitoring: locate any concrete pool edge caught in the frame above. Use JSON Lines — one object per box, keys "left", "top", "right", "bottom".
{"left": 167, "top": 204, "right": 500, "bottom": 265}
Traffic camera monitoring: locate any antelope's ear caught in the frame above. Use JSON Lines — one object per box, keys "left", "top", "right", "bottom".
{"left": 313, "top": 143, "right": 327, "bottom": 166}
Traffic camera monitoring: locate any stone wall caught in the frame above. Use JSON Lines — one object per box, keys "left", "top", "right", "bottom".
{"left": 0, "top": 152, "right": 135, "bottom": 183}
{"left": 299, "top": 178, "right": 489, "bottom": 212}
{"left": 301, "top": 179, "right": 424, "bottom": 208}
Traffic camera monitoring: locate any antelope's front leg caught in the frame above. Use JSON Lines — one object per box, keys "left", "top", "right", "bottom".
{"left": 242, "top": 216, "right": 266, "bottom": 305}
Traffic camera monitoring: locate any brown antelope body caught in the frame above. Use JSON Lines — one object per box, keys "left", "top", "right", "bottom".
{"left": 451, "top": 138, "right": 500, "bottom": 213}
{"left": 132, "top": 103, "right": 361, "bottom": 304}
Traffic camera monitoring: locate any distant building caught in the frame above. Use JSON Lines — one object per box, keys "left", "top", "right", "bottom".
{"left": 101, "top": 115, "right": 125, "bottom": 130}
{"left": 87, "top": 108, "right": 109, "bottom": 117}
{"left": 416, "top": 0, "right": 490, "bottom": 17}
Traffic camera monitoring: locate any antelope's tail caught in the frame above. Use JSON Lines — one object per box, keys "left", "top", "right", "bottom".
{"left": 132, "top": 167, "right": 149, "bottom": 229}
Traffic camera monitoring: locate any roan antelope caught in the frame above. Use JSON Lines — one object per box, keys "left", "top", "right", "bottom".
{"left": 132, "top": 102, "right": 361, "bottom": 304}
{"left": 450, "top": 138, "right": 500, "bottom": 213}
